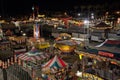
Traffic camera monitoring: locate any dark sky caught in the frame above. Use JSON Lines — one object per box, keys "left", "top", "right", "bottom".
{"left": 0, "top": 0, "right": 120, "bottom": 16}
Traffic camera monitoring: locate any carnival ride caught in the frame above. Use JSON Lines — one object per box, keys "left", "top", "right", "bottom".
{"left": 54, "top": 33, "right": 77, "bottom": 53}
{"left": 54, "top": 40, "right": 77, "bottom": 53}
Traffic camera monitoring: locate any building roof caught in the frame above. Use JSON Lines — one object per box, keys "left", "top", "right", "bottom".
{"left": 91, "top": 22, "right": 112, "bottom": 30}
{"left": 89, "top": 40, "right": 120, "bottom": 54}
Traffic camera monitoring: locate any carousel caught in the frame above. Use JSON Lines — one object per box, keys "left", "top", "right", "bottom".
{"left": 54, "top": 40, "right": 77, "bottom": 53}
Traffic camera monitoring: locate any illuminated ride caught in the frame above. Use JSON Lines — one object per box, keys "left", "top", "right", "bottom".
{"left": 54, "top": 40, "right": 77, "bottom": 53}
{"left": 28, "top": 37, "right": 50, "bottom": 49}
{"left": 54, "top": 33, "right": 77, "bottom": 53}
{"left": 28, "top": 23, "right": 50, "bottom": 49}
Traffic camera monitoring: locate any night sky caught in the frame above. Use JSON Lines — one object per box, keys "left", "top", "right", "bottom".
{"left": 0, "top": 0, "right": 120, "bottom": 17}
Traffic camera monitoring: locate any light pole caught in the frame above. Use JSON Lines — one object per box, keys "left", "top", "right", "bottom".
{"left": 84, "top": 20, "right": 89, "bottom": 47}
{"left": 78, "top": 53, "right": 85, "bottom": 79}
{"left": 32, "top": 6, "right": 35, "bottom": 20}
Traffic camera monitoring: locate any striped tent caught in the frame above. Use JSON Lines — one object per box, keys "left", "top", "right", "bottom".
{"left": 17, "top": 48, "right": 49, "bottom": 61}
{"left": 42, "top": 55, "right": 68, "bottom": 72}
{"left": 18, "top": 53, "right": 42, "bottom": 61}
{"left": 18, "top": 53, "right": 49, "bottom": 61}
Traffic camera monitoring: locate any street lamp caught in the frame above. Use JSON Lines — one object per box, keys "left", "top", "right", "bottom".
{"left": 84, "top": 20, "right": 89, "bottom": 27}
{"left": 78, "top": 13, "right": 81, "bottom": 17}
{"left": 78, "top": 53, "right": 85, "bottom": 79}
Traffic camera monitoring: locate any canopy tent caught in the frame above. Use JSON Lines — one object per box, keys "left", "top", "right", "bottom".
{"left": 18, "top": 52, "right": 49, "bottom": 61}
{"left": 42, "top": 55, "right": 68, "bottom": 72}
{"left": 17, "top": 48, "right": 49, "bottom": 61}
{"left": 25, "top": 47, "right": 41, "bottom": 56}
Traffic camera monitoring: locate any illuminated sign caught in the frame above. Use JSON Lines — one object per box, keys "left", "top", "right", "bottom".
{"left": 98, "top": 51, "right": 114, "bottom": 58}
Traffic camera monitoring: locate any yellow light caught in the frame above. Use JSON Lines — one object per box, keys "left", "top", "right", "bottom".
{"left": 38, "top": 14, "right": 45, "bottom": 18}
{"left": 59, "top": 45, "right": 75, "bottom": 52}
{"left": 79, "top": 54, "right": 84, "bottom": 60}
